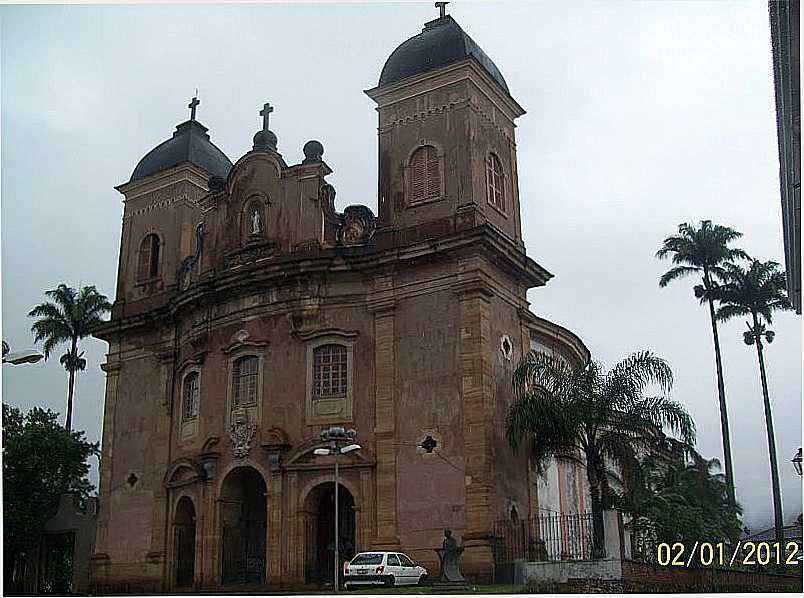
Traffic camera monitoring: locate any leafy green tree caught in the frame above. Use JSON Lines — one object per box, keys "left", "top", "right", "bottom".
{"left": 656, "top": 220, "right": 747, "bottom": 507}
{"left": 2, "top": 403, "right": 98, "bottom": 592}
{"left": 713, "top": 259, "right": 792, "bottom": 542}
{"left": 617, "top": 447, "right": 743, "bottom": 558}
{"left": 29, "top": 284, "right": 111, "bottom": 430}
{"left": 506, "top": 350, "right": 695, "bottom": 557}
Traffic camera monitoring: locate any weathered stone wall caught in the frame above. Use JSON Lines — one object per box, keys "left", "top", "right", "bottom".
{"left": 521, "top": 559, "right": 802, "bottom": 593}
{"left": 621, "top": 560, "right": 802, "bottom": 593}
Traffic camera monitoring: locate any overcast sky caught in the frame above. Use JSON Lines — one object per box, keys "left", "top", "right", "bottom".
{"left": 1, "top": 1, "right": 801, "bottom": 533}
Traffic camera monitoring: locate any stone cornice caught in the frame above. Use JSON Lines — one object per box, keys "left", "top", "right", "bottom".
{"left": 520, "top": 309, "right": 590, "bottom": 365}
{"left": 365, "top": 57, "right": 526, "bottom": 122}
{"left": 93, "top": 225, "right": 551, "bottom": 341}
{"left": 293, "top": 327, "right": 359, "bottom": 341}
{"left": 116, "top": 163, "right": 210, "bottom": 199}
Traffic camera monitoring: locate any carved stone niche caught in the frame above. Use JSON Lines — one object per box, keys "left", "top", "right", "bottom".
{"left": 199, "top": 436, "right": 220, "bottom": 481}
{"left": 262, "top": 427, "right": 290, "bottom": 474}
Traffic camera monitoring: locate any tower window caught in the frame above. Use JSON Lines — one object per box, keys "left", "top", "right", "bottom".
{"left": 232, "top": 356, "right": 258, "bottom": 408}
{"left": 409, "top": 145, "right": 441, "bottom": 203}
{"left": 486, "top": 153, "right": 505, "bottom": 212}
{"left": 182, "top": 372, "right": 200, "bottom": 421}
{"left": 138, "top": 234, "right": 161, "bottom": 280}
{"left": 312, "top": 344, "right": 348, "bottom": 400}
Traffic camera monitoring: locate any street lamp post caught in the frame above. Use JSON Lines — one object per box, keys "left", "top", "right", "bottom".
{"left": 313, "top": 427, "right": 360, "bottom": 593}
{"left": 793, "top": 448, "right": 802, "bottom": 477}
{"left": 2, "top": 341, "right": 44, "bottom": 365}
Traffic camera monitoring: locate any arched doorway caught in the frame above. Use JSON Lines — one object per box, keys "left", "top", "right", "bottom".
{"left": 173, "top": 497, "right": 196, "bottom": 588}
{"left": 303, "top": 483, "right": 355, "bottom": 584}
{"left": 220, "top": 467, "right": 267, "bottom": 586}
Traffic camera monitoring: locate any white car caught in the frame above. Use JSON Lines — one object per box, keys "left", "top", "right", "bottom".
{"left": 343, "top": 551, "right": 428, "bottom": 588}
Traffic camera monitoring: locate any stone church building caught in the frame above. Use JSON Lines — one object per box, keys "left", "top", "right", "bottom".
{"left": 91, "top": 10, "right": 589, "bottom": 592}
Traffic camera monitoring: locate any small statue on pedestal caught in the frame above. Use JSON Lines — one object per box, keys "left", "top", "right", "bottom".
{"left": 433, "top": 528, "right": 470, "bottom": 590}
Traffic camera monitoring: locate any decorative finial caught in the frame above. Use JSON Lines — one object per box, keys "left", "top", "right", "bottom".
{"left": 188, "top": 96, "right": 200, "bottom": 121}
{"left": 435, "top": 1, "right": 449, "bottom": 18}
{"left": 260, "top": 102, "right": 274, "bottom": 132}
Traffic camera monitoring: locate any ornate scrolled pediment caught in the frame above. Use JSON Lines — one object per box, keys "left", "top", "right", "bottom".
{"left": 320, "top": 183, "right": 376, "bottom": 247}
{"left": 282, "top": 437, "right": 375, "bottom": 471}
{"left": 339, "top": 205, "right": 377, "bottom": 246}
{"left": 164, "top": 459, "right": 204, "bottom": 488}
{"left": 222, "top": 329, "right": 269, "bottom": 355}
{"left": 261, "top": 426, "right": 291, "bottom": 453}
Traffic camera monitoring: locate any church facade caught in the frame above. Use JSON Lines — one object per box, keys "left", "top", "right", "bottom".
{"left": 90, "top": 12, "right": 589, "bottom": 592}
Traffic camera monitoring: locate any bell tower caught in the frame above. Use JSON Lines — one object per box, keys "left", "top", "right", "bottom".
{"left": 365, "top": 9, "right": 526, "bottom": 245}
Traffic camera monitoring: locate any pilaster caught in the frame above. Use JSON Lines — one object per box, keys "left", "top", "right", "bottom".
{"left": 267, "top": 455, "right": 283, "bottom": 583}
{"left": 368, "top": 273, "right": 400, "bottom": 548}
{"left": 456, "top": 272, "right": 496, "bottom": 580}
{"left": 150, "top": 347, "right": 177, "bottom": 589}
{"left": 96, "top": 360, "right": 121, "bottom": 555}
{"left": 286, "top": 471, "right": 302, "bottom": 582}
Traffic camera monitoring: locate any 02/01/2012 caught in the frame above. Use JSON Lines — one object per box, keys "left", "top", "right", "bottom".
{"left": 657, "top": 541, "right": 801, "bottom": 567}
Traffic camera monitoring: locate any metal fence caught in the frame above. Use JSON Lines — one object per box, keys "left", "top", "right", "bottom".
{"left": 493, "top": 512, "right": 596, "bottom": 563}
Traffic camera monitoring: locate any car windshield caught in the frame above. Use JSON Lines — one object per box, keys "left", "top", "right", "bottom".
{"left": 350, "top": 553, "right": 384, "bottom": 565}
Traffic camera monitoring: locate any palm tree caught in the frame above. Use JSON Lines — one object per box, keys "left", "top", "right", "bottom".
{"left": 29, "top": 284, "right": 111, "bottom": 430}
{"left": 618, "top": 449, "right": 742, "bottom": 558}
{"left": 506, "top": 350, "right": 695, "bottom": 557}
{"left": 713, "top": 259, "right": 792, "bottom": 542}
{"left": 656, "top": 220, "right": 747, "bottom": 506}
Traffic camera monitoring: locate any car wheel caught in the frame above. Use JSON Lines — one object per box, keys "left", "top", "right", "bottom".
{"left": 418, "top": 574, "right": 428, "bottom": 586}
{"left": 385, "top": 575, "right": 395, "bottom": 587}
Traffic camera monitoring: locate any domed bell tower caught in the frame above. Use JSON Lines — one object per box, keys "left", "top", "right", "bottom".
{"left": 365, "top": 7, "right": 525, "bottom": 245}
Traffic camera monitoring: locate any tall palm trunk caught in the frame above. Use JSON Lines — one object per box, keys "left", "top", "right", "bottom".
{"left": 585, "top": 455, "right": 605, "bottom": 558}
{"left": 751, "top": 312, "right": 784, "bottom": 542}
{"left": 704, "top": 271, "right": 736, "bottom": 507}
{"left": 65, "top": 337, "right": 77, "bottom": 431}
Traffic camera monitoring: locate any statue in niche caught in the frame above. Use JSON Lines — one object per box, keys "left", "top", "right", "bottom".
{"left": 250, "top": 209, "right": 262, "bottom": 235}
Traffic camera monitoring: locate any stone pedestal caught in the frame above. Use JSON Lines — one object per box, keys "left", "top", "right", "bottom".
{"left": 432, "top": 547, "right": 470, "bottom": 591}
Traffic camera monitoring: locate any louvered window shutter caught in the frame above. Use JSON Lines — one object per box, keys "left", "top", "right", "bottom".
{"left": 425, "top": 147, "right": 440, "bottom": 199}
{"left": 149, "top": 236, "right": 161, "bottom": 278}
{"left": 486, "top": 154, "right": 505, "bottom": 211}
{"left": 138, "top": 236, "right": 152, "bottom": 280}
{"left": 410, "top": 146, "right": 440, "bottom": 202}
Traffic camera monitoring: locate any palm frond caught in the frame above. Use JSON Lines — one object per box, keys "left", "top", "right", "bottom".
{"left": 658, "top": 265, "right": 700, "bottom": 288}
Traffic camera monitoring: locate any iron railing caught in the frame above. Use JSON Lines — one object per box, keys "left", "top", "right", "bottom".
{"left": 493, "top": 512, "right": 597, "bottom": 563}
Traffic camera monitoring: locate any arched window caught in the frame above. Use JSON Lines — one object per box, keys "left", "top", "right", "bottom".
{"left": 409, "top": 145, "right": 441, "bottom": 203}
{"left": 312, "top": 344, "right": 348, "bottom": 400}
{"left": 138, "top": 233, "right": 161, "bottom": 280}
{"left": 486, "top": 153, "right": 505, "bottom": 211}
{"left": 182, "top": 372, "right": 199, "bottom": 421}
{"left": 232, "top": 356, "right": 258, "bottom": 408}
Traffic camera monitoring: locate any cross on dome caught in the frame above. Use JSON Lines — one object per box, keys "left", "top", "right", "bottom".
{"left": 260, "top": 102, "right": 274, "bottom": 132}
{"left": 188, "top": 96, "right": 200, "bottom": 121}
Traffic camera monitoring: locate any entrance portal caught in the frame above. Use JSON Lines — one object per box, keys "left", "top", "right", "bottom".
{"left": 173, "top": 497, "right": 196, "bottom": 587}
{"left": 220, "top": 467, "right": 267, "bottom": 586}
{"left": 303, "top": 483, "right": 355, "bottom": 584}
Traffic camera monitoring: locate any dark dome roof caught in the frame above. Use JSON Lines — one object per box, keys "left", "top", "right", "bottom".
{"left": 379, "top": 16, "right": 509, "bottom": 94}
{"left": 130, "top": 119, "right": 232, "bottom": 183}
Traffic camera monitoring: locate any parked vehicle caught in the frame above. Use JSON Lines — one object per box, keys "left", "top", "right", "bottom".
{"left": 343, "top": 551, "right": 427, "bottom": 588}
